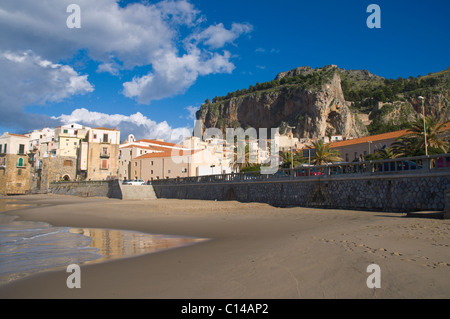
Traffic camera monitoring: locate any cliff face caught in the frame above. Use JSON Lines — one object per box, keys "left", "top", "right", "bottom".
{"left": 197, "top": 66, "right": 367, "bottom": 139}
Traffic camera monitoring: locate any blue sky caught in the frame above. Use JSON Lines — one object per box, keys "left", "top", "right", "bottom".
{"left": 1, "top": 0, "right": 449, "bottom": 142}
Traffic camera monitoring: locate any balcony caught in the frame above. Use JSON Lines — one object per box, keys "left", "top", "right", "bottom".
{"left": 100, "top": 153, "right": 110, "bottom": 158}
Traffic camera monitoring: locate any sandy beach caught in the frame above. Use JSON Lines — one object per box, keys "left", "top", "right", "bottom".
{"left": 0, "top": 194, "right": 449, "bottom": 299}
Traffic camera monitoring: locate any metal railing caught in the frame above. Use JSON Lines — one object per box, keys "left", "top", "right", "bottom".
{"left": 151, "top": 153, "right": 450, "bottom": 185}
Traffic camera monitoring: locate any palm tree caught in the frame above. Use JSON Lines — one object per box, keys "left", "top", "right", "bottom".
{"left": 373, "top": 146, "right": 397, "bottom": 160}
{"left": 279, "top": 150, "right": 305, "bottom": 168}
{"left": 311, "top": 140, "right": 343, "bottom": 165}
{"left": 393, "top": 117, "right": 449, "bottom": 157}
{"left": 231, "top": 143, "right": 252, "bottom": 172}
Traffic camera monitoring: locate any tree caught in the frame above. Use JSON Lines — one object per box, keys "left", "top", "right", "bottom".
{"left": 310, "top": 140, "right": 343, "bottom": 165}
{"left": 231, "top": 143, "right": 252, "bottom": 172}
{"left": 392, "top": 117, "right": 449, "bottom": 157}
{"left": 366, "top": 146, "right": 397, "bottom": 160}
{"left": 279, "top": 151, "right": 306, "bottom": 169}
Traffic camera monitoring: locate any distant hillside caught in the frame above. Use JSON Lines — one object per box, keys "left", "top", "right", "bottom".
{"left": 196, "top": 65, "right": 450, "bottom": 139}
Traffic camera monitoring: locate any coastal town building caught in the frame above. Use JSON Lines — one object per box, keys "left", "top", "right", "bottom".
{"left": 80, "top": 127, "right": 121, "bottom": 181}
{"left": 1, "top": 124, "right": 122, "bottom": 194}
{"left": 118, "top": 135, "right": 189, "bottom": 180}
{"left": 131, "top": 148, "right": 230, "bottom": 180}
{"left": 0, "top": 132, "right": 32, "bottom": 195}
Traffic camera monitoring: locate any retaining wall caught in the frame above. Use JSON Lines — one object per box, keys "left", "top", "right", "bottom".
{"left": 153, "top": 172, "right": 450, "bottom": 213}
{"left": 49, "top": 180, "right": 122, "bottom": 199}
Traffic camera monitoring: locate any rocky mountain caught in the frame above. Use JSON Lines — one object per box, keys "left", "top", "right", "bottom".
{"left": 196, "top": 65, "right": 450, "bottom": 140}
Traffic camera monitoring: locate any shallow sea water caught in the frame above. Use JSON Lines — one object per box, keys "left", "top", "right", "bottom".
{"left": 0, "top": 210, "right": 208, "bottom": 286}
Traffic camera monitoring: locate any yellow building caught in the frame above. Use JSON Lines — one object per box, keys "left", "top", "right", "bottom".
{"left": 79, "top": 127, "right": 121, "bottom": 180}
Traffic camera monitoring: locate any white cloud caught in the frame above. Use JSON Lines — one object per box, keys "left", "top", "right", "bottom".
{"left": 190, "top": 22, "right": 253, "bottom": 49}
{"left": 0, "top": 50, "right": 93, "bottom": 131}
{"left": 97, "top": 63, "right": 120, "bottom": 76}
{"left": 0, "top": 0, "right": 253, "bottom": 106}
{"left": 185, "top": 105, "right": 199, "bottom": 120}
{"left": 0, "top": 50, "right": 93, "bottom": 105}
{"left": 53, "top": 108, "right": 191, "bottom": 143}
{"left": 123, "top": 49, "right": 235, "bottom": 104}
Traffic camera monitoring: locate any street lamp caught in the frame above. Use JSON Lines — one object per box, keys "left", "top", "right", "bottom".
{"left": 418, "top": 96, "right": 428, "bottom": 156}
{"left": 286, "top": 125, "right": 296, "bottom": 170}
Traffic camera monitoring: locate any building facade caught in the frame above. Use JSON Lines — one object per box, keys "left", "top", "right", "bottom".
{"left": 0, "top": 133, "right": 32, "bottom": 195}
{"left": 80, "top": 127, "right": 121, "bottom": 181}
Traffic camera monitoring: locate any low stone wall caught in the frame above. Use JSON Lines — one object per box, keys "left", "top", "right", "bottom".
{"left": 153, "top": 172, "right": 450, "bottom": 213}
{"left": 49, "top": 180, "right": 122, "bottom": 199}
{"left": 120, "top": 184, "right": 157, "bottom": 200}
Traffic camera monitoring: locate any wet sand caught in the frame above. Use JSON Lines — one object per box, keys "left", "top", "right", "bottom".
{"left": 0, "top": 194, "right": 449, "bottom": 299}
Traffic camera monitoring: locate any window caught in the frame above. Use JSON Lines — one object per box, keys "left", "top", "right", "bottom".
{"left": 101, "top": 159, "right": 108, "bottom": 170}
{"left": 64, "top": 160, "right": 73, "bottom": 167}
{"left": 102, "top": 147, "right": 108, "bottom": 155}
{"left": 103, "top": 134, "right": 108, "bottom": 142}
{"left": 63, "top": 130, "right": 68, "bottom": 133}
{"left": 18, "top": 169, "right": 22, "bottom": 176}
{"left": 168, "top": 169, "right": 171, "bottom": 174}
{"left": 151, "top": 161, "right": 154, "bottom": 166}
{"left": 18, "top": 158, "right": 24, "bottom": 167}
{"left": 18, "top": 144, "right": 25, "bottom": 154}
{"left": 93, "top": 134, "right": 97, "bottom": 139}
{"left": 151, "top": 170, "right": 153, "bottom": 174}
{"left": 4, "top": 144, "right": 6, "bottom": 153}
{"left": 0, "top": 144, "right": 2, "bottom": 153}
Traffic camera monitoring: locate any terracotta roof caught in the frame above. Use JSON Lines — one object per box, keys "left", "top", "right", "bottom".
{"left": 137, "top": 139, "right": 184, "bottom": 148}
{"left": 327, "top": 130, "right": 409, "bottom": 148}
{"left": 120, "top": 144, "right": 168, "bottom": 152}
{"left": 8, "top": 133, "right": 30, "bottom": 138}
{"left": 134, "top": 149, "right": 200, "bottom": 160}
{"left": 92, "top": 127, "right": 117, "bottom": 131}
{"left": 305, "top": 121, "right": 450, "bottom": 149}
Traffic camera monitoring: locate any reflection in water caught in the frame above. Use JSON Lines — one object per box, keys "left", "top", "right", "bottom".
{"left": 0, "top": 211, "right": 209, "bottom": 286}
{"left": 69, "top": 228, "right": 208, "bottom": 264}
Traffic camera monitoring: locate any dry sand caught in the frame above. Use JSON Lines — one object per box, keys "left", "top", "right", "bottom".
{"left": 0, "top": 194, "right": 449, "bottom": 299}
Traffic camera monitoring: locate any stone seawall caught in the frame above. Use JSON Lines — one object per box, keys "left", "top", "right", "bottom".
{"left": 49, "top": 180, "right": 122, "bottom": 199}
{"left": 153, "top": 172, "right": 450, "bottom": 213}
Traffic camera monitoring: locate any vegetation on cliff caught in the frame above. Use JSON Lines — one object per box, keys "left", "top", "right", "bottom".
{"left": 197, "top": 65, "right": 449, "bottom": 138}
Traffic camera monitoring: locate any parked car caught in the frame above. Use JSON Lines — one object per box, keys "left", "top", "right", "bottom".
{"left": 437, "top": 156, "right": 450, "bottom": 168}
{"left": 295, "top": 167, "right": 324, "bottom": 176}
{"left": 377, "top": 160, "right": 422, "bottom": 172}
{"left": 123, "top": 179, "right": 146, "bottom": 185}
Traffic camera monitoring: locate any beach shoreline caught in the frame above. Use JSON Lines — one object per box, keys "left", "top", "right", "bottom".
{"left": 0, "top": 194, "right": 449, "bottom": 299}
